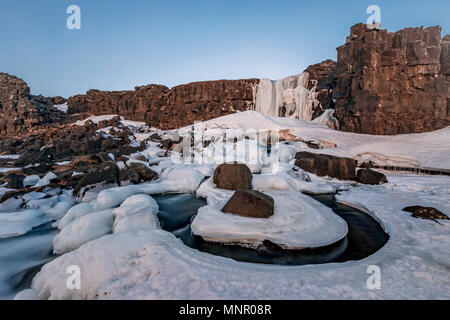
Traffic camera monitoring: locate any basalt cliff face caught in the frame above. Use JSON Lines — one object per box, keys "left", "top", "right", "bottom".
{"left": 333, "top": 23, "right": 450, "bottom": 135}
{"left": 0, "top": 73, "right": 66, "bottom": 136}
{"left": 67, "top": 79, "right": 259, "bottom": 130}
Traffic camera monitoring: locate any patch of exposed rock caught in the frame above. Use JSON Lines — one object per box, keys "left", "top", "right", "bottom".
{"left": 403, "top": 206, "right": 449, "bottom": 220}
{"left": 213, "top": 163, "right": 253, "bottom": 191}
{"left": 356, "top": 169, "right": 388, "bottom": 185}
{"left": 295, "top": 152, "right": 356, "bottom": 181}
{"left": 222, "top": 190, "right": 274, "bottom": 219}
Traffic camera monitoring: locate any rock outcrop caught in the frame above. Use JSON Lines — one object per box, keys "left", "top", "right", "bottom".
{"left": 333, "top": 24, "right": 450, "bottom": 135}
{"left": 0, "top": 73, "right": 67, "bottom": 136}
{"left": 213, "top": 163, "right": 253, "bottom": 191}
{"left": 67, "top": 80, "right": 259, "bottom": 130}
{"left": 295, "top": 152, "right": 356, "bottom": 181}
{"left": 304, "top": 60, "right": 338, "bottom": 119}
{"left": 403, "top": 206, "right": 449, "bottom": 220}
{"left": 356, "top": 168, "right": 388, "bottom": 185}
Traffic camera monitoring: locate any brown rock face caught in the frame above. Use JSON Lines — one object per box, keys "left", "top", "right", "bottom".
{"left": 222, "top": 190, "right": 274, "bottom": 219}
{"left": 67, "top": 79, "right": 259, "bottom": 130}
{"left": 334, "top": 24, "right": 450, "bottom": 135}
{"left": 0, "top": 73, "right": 67, "bottom": 136}
{"left": 305, "top": 60, "right": 338, "bottom": 119}
{"left": 295, "top": 152, "right": 356, "bottom": 180}
{"left": 213, "top": 163, "right": 253, "bottom": 191}
{"left": 356, "top": 169, "right": 388, "bottom": 185}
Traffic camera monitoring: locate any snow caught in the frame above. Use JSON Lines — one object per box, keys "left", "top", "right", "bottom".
{"left": 53, "top": 209, "right": 115, "bottom": 255}
{"left": 23, "top": 175, "right": 41, "bottom": 187}
{"left": 14, "top": 289, "right": 38, "bottom": 300}
{"left": 0, "top": 168, "right": 20, "bottom": 173}
{"left": 0, "top": 197, "right": 24, "bottom": 212}
{"left": 311, "top": 109, "right": 340, "bottom": 129}
{"left": 0, "top": 155, "right": 20, "bottom": 160}
{"left": 32, "top": 172, "right": 57, "bottom": 188}
{"left": 74, "top": 115, "right": 120, "bottom": 126}
{"left": 57, "top": 202, "right": 95, "bottom": 230}
{"left": 74, "top": 115, "right": 146, "bottom": 130}
{"left": 181, "top": 111, "right": 450, "bottom": 170}
{"left": 2, "top": 111, "right": 449, "bottom": 300}
{"left": 53, "top": 103, "right": 68, "bottom": 113}
{"left": 21, "top": 171, "right": 449, "bottom": 300}
{"left": 113, "top": 194, "right": 160, "bottom": 234}
{"left": 0, "top": 209, "right": 51, "bottom": 239}
{"left": 191, "top": 191, "right": 348, "bottom": 249}
{"left": 26, "top": 194, "right": 75, "bottom": 220}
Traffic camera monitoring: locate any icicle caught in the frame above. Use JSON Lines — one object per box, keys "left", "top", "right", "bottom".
{"left": 254, "top": 71, "right": 317, "bottom": 121}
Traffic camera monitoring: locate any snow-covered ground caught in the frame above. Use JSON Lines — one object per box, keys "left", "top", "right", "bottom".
{"left": 182, "top": 111, "right": 450, "bottom": 170}
{"left": 1, "top": 111, "right": 449, "bottom": 300}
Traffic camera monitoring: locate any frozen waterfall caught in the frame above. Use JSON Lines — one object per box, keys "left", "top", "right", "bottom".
{"left": 253, "top": 72, "right": 319, "bottom": 121}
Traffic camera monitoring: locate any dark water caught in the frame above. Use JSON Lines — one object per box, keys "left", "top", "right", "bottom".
{"left": 156, "top": 193, "right": 389, "bottom": 266}
{"left": 0, "top": 222, "right": 57, "bottom": 300}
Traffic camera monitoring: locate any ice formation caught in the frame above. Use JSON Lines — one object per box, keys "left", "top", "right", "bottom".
{"left": 254, "top": 72, "right": 318, "bottom": 121}
{"left": 191, "top": 191, "right": 348, "bottom": 249}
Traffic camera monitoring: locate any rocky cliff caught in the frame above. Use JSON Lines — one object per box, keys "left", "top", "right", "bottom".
{"left": 333, "top": 23, "right": 450, "bottom": 135}
{"left": 0, "top": 73, "right": 66, "bottom": 136}
{"left": 1, "top": 23, "right": 449, "bottom": 137}
{"left": 67, "top": 79, "right": 259, "bottom": 130}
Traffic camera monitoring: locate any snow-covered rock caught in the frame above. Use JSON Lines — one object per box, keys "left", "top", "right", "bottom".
{"left": 191, "top": 191, "right": 348, "bottom": 249}
{"left": 52, "top": 209, "right": 114, "bottom": 254}
{"left": 0, "top": 209, "right": 51, "bottom": 239}
{"left": 113, "top": 194, "right": 160, "bottom": 234}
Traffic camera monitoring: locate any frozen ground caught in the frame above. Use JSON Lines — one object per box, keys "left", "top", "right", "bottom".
{"left": 1, "top": 111, "right": 448, "bottom": 300}
{"left": 184, "top": 111, "right": 450, "bottom": 170}
{"left": 24, "top": 172, "right": 449, "bottom": 300}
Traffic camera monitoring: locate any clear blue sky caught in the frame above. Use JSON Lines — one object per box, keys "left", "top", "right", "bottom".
{"left": 0, "top": 0, "right": 448, "bottom": 98}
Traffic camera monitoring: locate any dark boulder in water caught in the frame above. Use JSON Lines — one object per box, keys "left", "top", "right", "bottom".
{"left": 222, "top": 190, "right": 274, "bottom": 219}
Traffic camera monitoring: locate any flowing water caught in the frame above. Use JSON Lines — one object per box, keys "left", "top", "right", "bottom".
{"left": 0, "top": 222, "right": 57, "bottom": 300}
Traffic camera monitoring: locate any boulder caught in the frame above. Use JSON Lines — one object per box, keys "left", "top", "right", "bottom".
{"left": 213, "top": 163, "right": 253, "bottom": 191}
{"left": 119, "top": 169, "right": 141, "bottom": 184}
{"left": 356, "top": 169, "right": 388, "bottom": 185}
{"left": 72, "top": 154, "right": 106, "bottom": 169}
{"left": 129, "top": 163, "right": 158, "bottom": 181}
{"left": 294, "top": 152, "right": 356, "bottom": 180}
{"left": 403, "top": 206, "right": 449, "bottom": 220}
{"left": 74, "top": 163, "right": 119, "bottom": 195}
{"left": 222, "top": 190, "right": 274, "bottom": 218}
{"left": 1, "top": 173, "right": 25, "bottom": 189}
{"left": 101, "top": 137, "right": 123, "bottom": 151}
